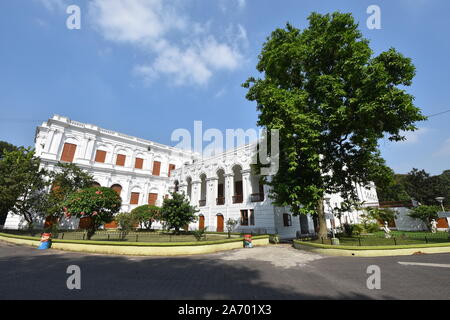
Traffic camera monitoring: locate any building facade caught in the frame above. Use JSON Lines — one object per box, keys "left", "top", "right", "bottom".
{"left": 4, "top": 115, "right": 380, "bottom": 238}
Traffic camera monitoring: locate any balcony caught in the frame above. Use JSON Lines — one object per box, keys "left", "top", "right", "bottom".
{"left": 251, "top": 193, "right": 265, "bottom": 202}
{"left": 216, "top": 197, "right": 225, "bottom": 205}
{"left": 232, "top": 195, "right": 243, "bottom": 204}
{"left": 199, "top": 199, "right": 206, "bottom": 207}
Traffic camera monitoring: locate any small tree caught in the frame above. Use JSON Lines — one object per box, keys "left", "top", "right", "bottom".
{"left": 225, "top": 218, "right": 238, "bottom": 239}
{"left": 63, "top": 187, "right": 122, "bottom": 239}
{"left": 159, "top": 192, "right": 198, "bottom": 233}
{"left": 114, "top": 212, "right": 139, "bottom": 241}
{"left": 408, "top": 205, "right": 440, "bottom": 231}
{"left": 131, "top": 205, "right": 160, "bottom": 230}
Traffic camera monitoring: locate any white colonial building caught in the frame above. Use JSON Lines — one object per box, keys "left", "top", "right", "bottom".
{"left": 4, "top": 115, "right": 379, "bottom": 238}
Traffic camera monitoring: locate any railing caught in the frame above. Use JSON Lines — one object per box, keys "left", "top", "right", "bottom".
{"left": 199, "top": 199, "right": 206, "bottom": 207}
{"left": 216, "top": 197, "right": 225, "bottom": 205}
{"left": 250, "top": 193, "right": 264, "bottom": 202}
{"left": 232, "top": 195, "right": 243, "bottom": 204}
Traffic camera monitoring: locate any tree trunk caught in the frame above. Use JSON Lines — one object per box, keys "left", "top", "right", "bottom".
{"left": 317, "top": 198, "right": 328, "bottom": 239}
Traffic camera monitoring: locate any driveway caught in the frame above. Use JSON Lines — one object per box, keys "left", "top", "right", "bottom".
{"left": 0, "top": 241, "right": 449, "bottom": 299}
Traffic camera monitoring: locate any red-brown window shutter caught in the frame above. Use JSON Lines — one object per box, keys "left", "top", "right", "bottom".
{"left": 152, "top": 161, "right": 161, "bottom": 176}
{"left": 168, "top": 164, "right": 176, "bottom": 177}
{"left": 116, "top": 154, "right": 126, "bottom": 166}
{"left": 135, "top": 157, "right": 144, "bottom": 169}
{"left": 95, "top": 150, "right": 107, "bottom": 163}
{"left": 148, "top": 193, "right": 158, "bottom": 205}
{"left": 60, "top": 143, "right": 77, "bottom": 163}
{"left": 130, "top": 192, "right": 140, "bottom": 205}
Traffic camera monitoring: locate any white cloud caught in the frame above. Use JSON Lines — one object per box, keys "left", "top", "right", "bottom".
{"left": 433, "top": 138, "right": 450, "bottom": 157}
{"left": 237, "top": 0, "right": 246, "bottom": 9}
{"left": 400, "top": 127, "right": 430, "bottom": 144}
{"left": 89, "top": 0, "right": 246, "bottom": 86}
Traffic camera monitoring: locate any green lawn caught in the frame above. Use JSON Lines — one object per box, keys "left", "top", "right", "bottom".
{"left": 313, "top": 231, "right": 450, "bottom": 246}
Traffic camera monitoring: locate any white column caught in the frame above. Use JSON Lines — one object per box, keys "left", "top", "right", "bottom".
{"left": 224, "top": 173, "right": 234, "bottom": 205}
{"left": 241, "top": 170, "right": 251, "bottom": 204}
{"left": 208, "top": 177, "right": 218, "bottom": 207}
{"left": 192, "top": 181, "right": 201, "bottom": 207}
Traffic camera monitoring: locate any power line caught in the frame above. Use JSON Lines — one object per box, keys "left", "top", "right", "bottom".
{"left": 426, "top": 109, "right": 450, "bottom": 118}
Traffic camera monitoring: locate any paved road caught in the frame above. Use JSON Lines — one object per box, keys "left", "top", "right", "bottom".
{"left": 0, "top": 241, "right": 449, "bottom": 300}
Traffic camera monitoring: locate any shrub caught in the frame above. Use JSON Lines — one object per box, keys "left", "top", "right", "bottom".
{"left": 343, "top": 223, "right": 354, "bottom": 236}
{"left": 114, "top": 212, "right": 139, "bottom": 241}
{"left": 225, "top": 218, "right": 238, "bottom": 239}
{"left": 408, "top": 205, "right": 440, "bottom": 230}
{"left": 192, "top": 227, "right": 207, "bottom": 241}
{"left": 366, "top": 222, "right": 381, "bottom": 233}
{"left": 352, "top": 224, "right": 365, "bottom": 235}
{"left": 269, "top": 234, "right": 280, "bottom": 244}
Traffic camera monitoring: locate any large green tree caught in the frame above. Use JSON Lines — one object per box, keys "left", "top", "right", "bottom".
{"left": 0, "top": 141, "right": 18, "bottom": 224}
{"left": 44, "top": 162, "right": 95, "bottom": 219}
{"left": 243, "top": 12, "right": 426, "bottom": 238}
{"left": 0, "top": 148, "right": 49, "bottom": 229}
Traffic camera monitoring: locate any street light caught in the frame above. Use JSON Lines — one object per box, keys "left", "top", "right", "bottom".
{"left": 435, "top": 197, "right": 445, "bottom": 212}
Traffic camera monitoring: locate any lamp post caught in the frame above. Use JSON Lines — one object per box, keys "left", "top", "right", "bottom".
{"left": 435, "top": 197, "right": 445, "bottom": 212}
{"left": 435, "top": 197, "right": 450, "bottom": 237}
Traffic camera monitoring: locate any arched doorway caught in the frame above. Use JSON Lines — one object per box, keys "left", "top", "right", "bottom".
{"left": 217, "top": 214, "right": 224, "bottom": 232}
{"left": 199, "top": 215, "right": 205, "bottom": 230}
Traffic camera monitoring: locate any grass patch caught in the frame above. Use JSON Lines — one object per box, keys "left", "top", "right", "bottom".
{"left": 0, "top": 232, "right": 269, "bottom": 247}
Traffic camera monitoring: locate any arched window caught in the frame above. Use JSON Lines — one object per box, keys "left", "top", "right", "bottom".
{"left": 232, "top": 165, "right": 243, "bottom": 204}
{"left": 111, "top": 184, "right": 122, "bottom": 197}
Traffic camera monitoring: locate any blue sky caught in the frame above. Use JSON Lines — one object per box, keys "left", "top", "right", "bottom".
{"left": 0, "top": 0, "right": 449, "bottom": 175}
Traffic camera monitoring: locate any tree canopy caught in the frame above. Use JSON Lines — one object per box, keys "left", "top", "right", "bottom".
{"left": 44, "top": 162, "right": 95, "bottom": 219}
{"left": 63, "top": 187, "right": 122, "bottom": 239}
{"left": 0, "top": 147, "right": 48, "bottom": 228}
{"left": 377, "top": 168, "right": 450, "bottom": 206}
{"left": 243, "top": 12, "right": 426, "bottom": 238}
{"left": 160, "top": 192, "right": 198, "bottom": 232}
